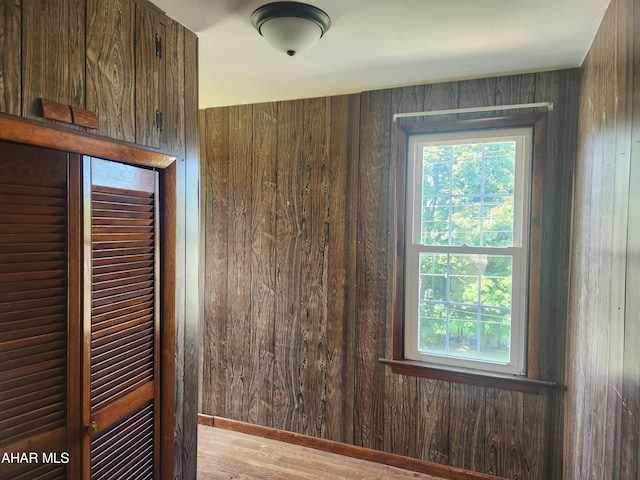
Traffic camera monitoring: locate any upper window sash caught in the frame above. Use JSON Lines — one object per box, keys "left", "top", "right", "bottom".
{"left": 407, "top": 127, "right": 533, "bottom": 251}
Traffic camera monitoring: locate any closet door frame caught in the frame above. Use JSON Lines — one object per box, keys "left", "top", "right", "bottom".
{"left": 0, "top": 113, "right": 177, "bottom": 480}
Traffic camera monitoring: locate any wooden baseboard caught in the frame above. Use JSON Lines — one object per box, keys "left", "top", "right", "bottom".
{"left": 198, "top": 414, "right": 507, "bottom": 480}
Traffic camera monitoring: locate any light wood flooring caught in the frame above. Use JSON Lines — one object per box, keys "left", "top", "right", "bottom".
{"left": 197, "top": 425, "right": 447, "bottom": 480}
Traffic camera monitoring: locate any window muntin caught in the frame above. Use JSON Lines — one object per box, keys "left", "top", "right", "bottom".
{"left": 404, "top": 127, "right": 532, "bottom": 375}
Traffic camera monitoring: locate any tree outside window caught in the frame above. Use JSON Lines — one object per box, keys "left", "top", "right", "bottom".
{"left": 404, "top": 127, "right": 532, "bottom": 375}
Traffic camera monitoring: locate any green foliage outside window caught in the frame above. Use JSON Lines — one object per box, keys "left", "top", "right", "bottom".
{"left": 416, "top": 141, "right": 516, "bottom": 362}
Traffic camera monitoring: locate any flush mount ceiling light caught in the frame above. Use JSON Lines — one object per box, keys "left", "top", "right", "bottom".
{"left": 251, "top": 2, "right": 331, "bottom": 57}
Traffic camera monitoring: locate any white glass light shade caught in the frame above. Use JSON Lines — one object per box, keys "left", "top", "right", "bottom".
{"left": 251, "top": 2, "right": 331, "bottom": 57}
{"left": 259, "top": 16, "right": 322, "bottom": 56}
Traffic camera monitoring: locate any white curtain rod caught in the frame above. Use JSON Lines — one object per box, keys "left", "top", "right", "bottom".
{"left": 392, "top": 102, "right": 554, "bottom": 122}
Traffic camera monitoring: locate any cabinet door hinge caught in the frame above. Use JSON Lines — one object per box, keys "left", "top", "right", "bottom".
{"left": 155, "top": 110, "right": 163, "bottom": 132}
{"left": 155, "top": 33, "right": 162, "bottom": 58}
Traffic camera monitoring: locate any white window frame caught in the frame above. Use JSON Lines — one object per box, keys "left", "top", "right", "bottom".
{"left": 403, "top": 127, "right": 533, "bottom": 376}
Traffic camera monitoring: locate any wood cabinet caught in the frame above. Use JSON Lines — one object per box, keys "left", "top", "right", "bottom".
{"left": 0, "top": 1, "right": 200, "bottom": 478}
{"left": 6, "top": 0, "right": 188, "bottom": 153}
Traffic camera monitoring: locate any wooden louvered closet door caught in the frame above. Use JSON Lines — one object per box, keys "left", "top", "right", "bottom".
{"left": 83, "top": 157, "right": 160, "bottom": 480}
{"left": 0, "top": 142, "right": 80, "bottom": 480}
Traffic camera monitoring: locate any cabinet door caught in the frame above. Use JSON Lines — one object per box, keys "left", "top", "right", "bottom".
{"left": 86, "top": 0, "right": 136, "bottom": 142}
{"left": 82, "top": 157, "right": 160, "bottom": 479}
{"left": 0, "top": 142, "right": 72, "bottom": 479}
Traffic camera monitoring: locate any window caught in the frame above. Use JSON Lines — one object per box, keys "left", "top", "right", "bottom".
{"left": 405, "top": 127, "right": 531, "bottom": 375}
{"left": 387, "top": 114, "right": 550, "bottom": 386}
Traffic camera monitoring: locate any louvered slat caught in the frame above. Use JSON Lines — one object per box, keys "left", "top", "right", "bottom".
{"left": 90, "top": 403, "right": 155, "bottom": 480}
{"left": 0, "top": 145, "right": 68, "bottom": 464}
{"left": 91, "top": 301, "right": 154, "bottom": 329}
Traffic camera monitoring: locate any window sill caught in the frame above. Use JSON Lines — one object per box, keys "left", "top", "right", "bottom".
{"left": 379, "top": 358, "right": 560, "bottom": 395}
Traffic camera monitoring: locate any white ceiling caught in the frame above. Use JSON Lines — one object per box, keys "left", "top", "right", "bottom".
{"left": 151, "top": 0, "right": 611, "bottom": 109}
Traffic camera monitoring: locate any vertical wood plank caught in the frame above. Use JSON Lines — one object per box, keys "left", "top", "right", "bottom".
{"left": 181, "top": 26, "right": 201, "bottom": 480}
{"left": 164, "top": 17, "right": 186, "bottom": 157}
{"left": 299, "top": 97, "right": 331, "bottom": 437}
{"left": 273, "top": 100, "right": 304, "bottom": 433}
{"left": 592, "top": 6, "right": 621, "bottom": 477}
{"left": 384, "top": 372, "right": 416, "bottom": 456}
{"left": 494, "top": 74, "right": 536, "bottom": 116}
{"left": 565, "top": 61, "right": 593, "bottom": 480}
{"left": 0, "top": 0, "right": 20, "bottom": 115}
{"left": 416, "top": 379, "right": 450, "bottom": 464}
{"left": 325, "top": 94, "right": 360, "bottom": 444}
{"left": 423, "top": 81, "right": 459, "bottom": 120}
{"left": 226, "top": 104, "right": 254, "bottom": 421}
{"left": 456, "top": 78, "right": 497, "bottom": 119}
{"left": 86, "top": 0, "right": 135, "bottom": 142}
{"left": 248, "top": 102, "right": 278, "bottom": 426}
{"left": 485, "top": 389, "right": 524, "bottom": 478}
{"left": 391, "top": 84, "right": 425, "bottom": 125}
{"left": 522, "top": 393, "right": 551, "bottom": 480}
{"left": 448, "top": 384, "right": 485, "bottom": 473}
{"left": 22, "top": 0, "right": 85, "bottom": 118}
{"left": 535, "top": 68, "right": 579, "bottom": 383}
{"left": 68, "top": 0, "right": 84, "bottom": 109}
{"left": 354, "top": 89, "right": 392, "bottom": 451}
{"left": 200, "top": 107, "right": 230, "bottom": 416}
{"left": 582, "top": 16, "right": 609, "bottom": 471}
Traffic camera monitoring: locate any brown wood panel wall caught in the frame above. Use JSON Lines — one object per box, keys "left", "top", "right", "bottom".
{"left": 565, "top": 0, "right": 640, "bottom": 478}
{"left": 199, "top": 70, "right": 578, "bottom": 479}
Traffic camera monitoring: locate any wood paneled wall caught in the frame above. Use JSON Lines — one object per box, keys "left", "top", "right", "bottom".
{"left": 0, "top": 2, "right": 200, "bottom": 478}
{"left": 200, "top": 70, "right": 578, "bottom": 479}
{"left": 565, "top": 0, "right": 640, "bottom": 478}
